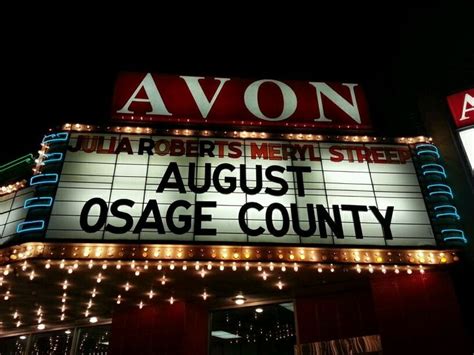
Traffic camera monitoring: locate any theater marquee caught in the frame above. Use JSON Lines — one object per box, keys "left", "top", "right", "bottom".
{"left": 45, "top": 133, "right": 435, "bottom": 247}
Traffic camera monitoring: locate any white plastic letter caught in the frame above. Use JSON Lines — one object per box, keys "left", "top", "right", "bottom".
{"left": 310, "top": 82, "right": 361, "bottom": 123}
{"left": 180, "top": 76, "right": 230, "bottom": 118}
{"left": 117, "top": 73, "right": 172, "bottom": 116}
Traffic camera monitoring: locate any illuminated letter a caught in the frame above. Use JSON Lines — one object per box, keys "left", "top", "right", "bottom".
{"left": 117, "top": 73, "right": 172, "bottom": 116}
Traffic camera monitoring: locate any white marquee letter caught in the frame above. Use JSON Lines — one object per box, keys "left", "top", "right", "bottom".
{"left": 310, "top": 82, "right": 361, "bottom": 123}
{"left": 180, "top": 76, "right": 230, "bottom": 118}
{"left": 460, "top": 93, "right": 474, "bottom": 121}
{"left": 117, "top": 73, "right": 172, "bottom": 116}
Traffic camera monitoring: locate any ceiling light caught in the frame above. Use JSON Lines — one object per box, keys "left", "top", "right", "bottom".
{"left": 212, "top": 331, "right": 241, "bottom": 339}
{"left": 89, "top": 317, "right": 98, "bottom": 323}
{"left": 255, "top": 308, "right": 263, "bottom": 313}
{"left": 20, "top": 335, "right": 26, "bottom": 340}
{"left": 232, "top": 294, "right": 246, "bottom": 305}
{"left": 65, "top": 330, "right": 71, "bottom": 334}
{"left": 37, "top": 324, "right": 45, "bottom": 330}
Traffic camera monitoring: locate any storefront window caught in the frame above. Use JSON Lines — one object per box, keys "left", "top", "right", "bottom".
{"left": 0, "top": 324, "right": 110, "bottom": 355}
{"left": 210, "top": 302, "right": 296, "bottom": 355}
{"left": 30, "top": 330, "right": 73, "bottom": 354}
{"left": 77, "top": 325, "right": 110, "bottom": 354}
{"left": 0, "top": 335, "right": 27, "bottom": 355}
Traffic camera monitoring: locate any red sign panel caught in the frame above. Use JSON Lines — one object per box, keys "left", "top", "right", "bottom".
{"left": 447, "top": 89, "right": 474, "bottom": 129}
{"left": 112, "top": 73, "right": 371, "bottom": 130}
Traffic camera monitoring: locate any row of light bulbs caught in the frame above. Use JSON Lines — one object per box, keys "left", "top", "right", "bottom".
{"left": 2, "top": 259, "right": 434, "bottom": 277}
{"left": 6, "top": 242, "right": 456, "bottom": 266}
{"left": 60, "top": 122, "right": 433, "bottom": 144}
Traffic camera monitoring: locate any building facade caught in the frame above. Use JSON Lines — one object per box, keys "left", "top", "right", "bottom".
{"left": 0, "top": 73, "right": 472, "bottom": 354}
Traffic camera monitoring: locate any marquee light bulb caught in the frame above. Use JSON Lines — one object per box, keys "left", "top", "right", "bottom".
{"left": 245, "top": 262, "right": 250, "bottom": 271}
{"left": 117, "top": 295, "right": 122, "bottom": 304}
{"left": 125, "top": 282, "right": 130, "bottom": 291}
{"left": 169, "top": 297, "right": 174, "bottom": 305}
{"left": 233, "top": 294, "right": 246, "bottom": 305}
{"left": 232, "top": 262, "right": 237, "bottom": 271}
{"left": 202, "top": 291, "right": 208, "bottom": 300}
{"left": 182, "top": 262, "right": 187, "bottom": 271}
{"left": 207, "top": 262, "right": 212, "bottom": 270}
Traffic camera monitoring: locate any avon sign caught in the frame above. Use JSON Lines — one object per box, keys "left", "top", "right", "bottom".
{"left": 112, "top": 73, "right": 371, "bottom": 130}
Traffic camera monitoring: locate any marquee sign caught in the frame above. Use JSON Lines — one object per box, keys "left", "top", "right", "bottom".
{"left": 112, "top": 73, "right": 372, "bottom": 131}
{"left": 43, "top": 133, "right": 435, "bottom": 247}
{"left": 447, "top": 88, "right": 474, "bottom": 129}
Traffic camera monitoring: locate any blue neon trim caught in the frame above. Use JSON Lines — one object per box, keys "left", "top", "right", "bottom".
{"left": 416, "top": 144, "right": 438, "bottom": 150}
{"left": 416, "top": 150, "right": 440, "bottom": 158}
{"left": 24, "top": 197, "right": 53, "bottom": 209}
{"left": 434, "top": 205, "right": 460, "bottom": 220}
{"left": 427, "top": 184, "right": 453, "bottom": 199}
{"left": 416, "top": 144, "right": 440, "bottom": 158}
{"left": 30, "top": 173, "right": 59, "bottom": 186}
{"left": 436, "top": 212, "right": 461, "bottom": 220}
{"left": 442, "top": 229, "right": 468, "bottom": 243}
{"left": 42, "top": 132, "right": 69, "bottom": 144}
{"left": 16, "top": 220, "right": 45, "bottom": 233}
{"left": 421, "top": 163, "right": 446, "bottom": 178}
{"left": 423, "top": 170, "right": 447, "bottom": 178}
{"left": 43, "top": 152, "right": 64, "bottom": 163}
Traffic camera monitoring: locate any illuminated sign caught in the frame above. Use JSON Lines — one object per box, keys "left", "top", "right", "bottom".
{"left": 112, "top": 73, "right": 371, "bottom": 130}
{"left": 44, "top": 133, "right": 435, "bottom": 247}
{"left": 447, "top": 89, "right": 474, "bottom": 129}
{"left": 459, "top": 128, "right": 474, "bottom": 174}
{"left": 446, "top": 89, "right": 474, "bottom": 175}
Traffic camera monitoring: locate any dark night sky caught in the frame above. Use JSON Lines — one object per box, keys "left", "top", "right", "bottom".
{"left": 1, "top": 4, "right": 473, "bottom": 165}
